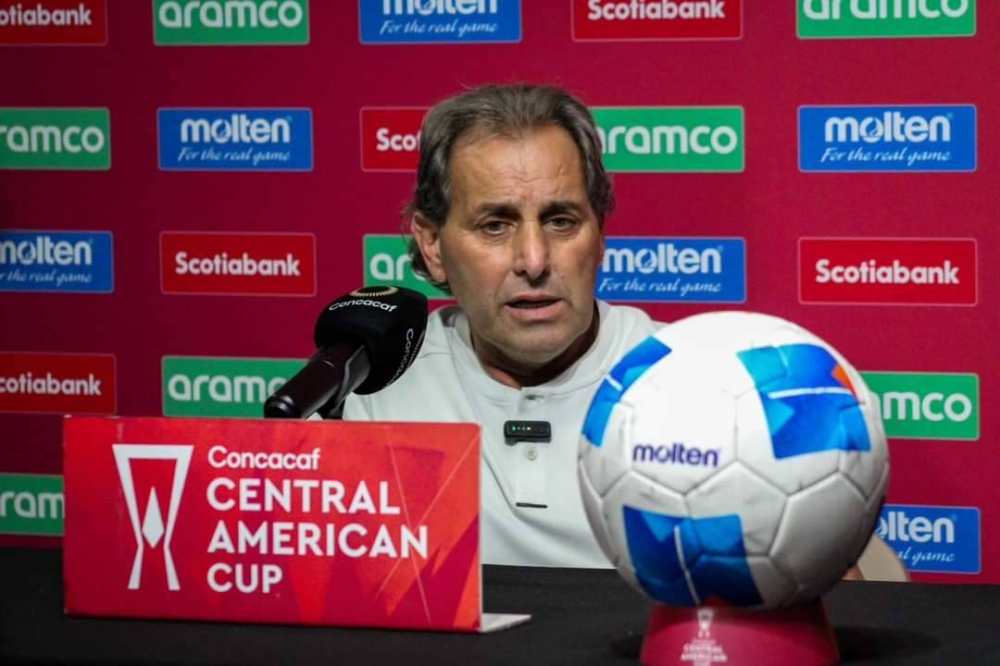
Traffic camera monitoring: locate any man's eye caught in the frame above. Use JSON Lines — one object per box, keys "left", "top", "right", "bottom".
{"left": 482, "top": 220, "right": 506, "bottom": 234}
{"left": 549, "top": 217, "right": 577, "bottom": 230}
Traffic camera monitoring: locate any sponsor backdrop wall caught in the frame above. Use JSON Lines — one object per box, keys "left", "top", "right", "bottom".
{"left": 0, "top": 1, "right": 994, "bottom": 584}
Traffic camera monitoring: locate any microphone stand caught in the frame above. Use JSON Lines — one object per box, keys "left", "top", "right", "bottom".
{"left": 262, "top": 345, "right": 371, "bottom": 420}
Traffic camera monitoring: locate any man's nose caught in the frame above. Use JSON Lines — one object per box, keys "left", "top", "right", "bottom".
{"left": 512, "top": 222, "right": 550, "bottom": 281}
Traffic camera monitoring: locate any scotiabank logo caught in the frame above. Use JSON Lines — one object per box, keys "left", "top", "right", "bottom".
{"left": 0, "top": 352, "right": 115, "bottom": 414}
{"left": 161, "top": 232, "right": 316, "bottom": 297}
{"left": 799, "top": 238, "right": 976, "bottom": 306}
{"left": 572, "top": 0, "right": 741, "bottom": 41}
{"left": 360, "top": 107, "right": 426, "bottom": 171}
{"left": 0, "top": 0, "right": 107, "bottom": 45}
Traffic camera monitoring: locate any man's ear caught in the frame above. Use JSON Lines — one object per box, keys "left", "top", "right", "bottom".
{"left": 411, "top": 214, "right": 447, "bottom": 285}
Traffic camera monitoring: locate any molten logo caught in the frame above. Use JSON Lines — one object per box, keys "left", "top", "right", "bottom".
{"left": 632, "top": 442, "right": 721, "bottom": 466}
{"left": 359, "top": 0, "right": 521, "bottom": 44}
{"left": 0, "top": 230, "right": 113, "bottom": 293}
{"left": 360, "top": 107, "right": 427, "bottom": 171}
{"left": 573, "top": 0, "right": 741, "bottom": 41}
{"left": 598, "top": 237, "right": 746, "bottom": 303}
{"left": 160, "top": 232, "right": 316, "bottom": 296}
{"left": 824, "top": 110, "right": 951, "bottom": 143}
{"left": 181, "top": 114, "right": 290, "bottom": 144}
{"left": 799, "top": 105, "right": 976, "bottom": 172}
{"left": 158, "top": 108, "right": 313, "bottom": 171}
{"left": 876, "top": 504, "right": 980, "bottom": 574}
{"left": 799, "top": 238, "right": 977, "bottom": 305}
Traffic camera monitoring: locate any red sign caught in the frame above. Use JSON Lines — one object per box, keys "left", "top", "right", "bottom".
{"left": 0, "top": 0, "right": 107, "bottom": 45}
{"left": 0, "top": 352, "right": 115, "bottom": 414}
{"left": 360, "top": 107, "right": 427, "bottom": 171}
{"left": 63, "top": 416, "right": 487, "bottom": 631}
{"left": 572, "top": 0, "right": 741, "bottom": 41}
{"left": 160, "top": 232, "right": 316, "bottom": 297}
{"left": 799, "top": 238, "right": 977, "bottom": 306}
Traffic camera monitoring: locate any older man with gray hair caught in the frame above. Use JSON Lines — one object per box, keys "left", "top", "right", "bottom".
{"left": 343, "top": 82, "right": 894, "bottom": 581}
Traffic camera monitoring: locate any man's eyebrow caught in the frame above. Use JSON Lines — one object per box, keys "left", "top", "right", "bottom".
{"left": 471, "top": 202, "right": 522, "bottom": 220}
{"left": 470, "top": 200, "right": 587, "bottom": 219}
{"left": 539, "top": 201, "right": 586, "bottom": 218}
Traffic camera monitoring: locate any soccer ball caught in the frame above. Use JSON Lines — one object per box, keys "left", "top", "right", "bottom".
{"left": 579, "top": 311, "right": 889, "bottom": 608}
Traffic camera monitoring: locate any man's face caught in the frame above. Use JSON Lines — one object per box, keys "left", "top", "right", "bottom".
{"left": 413, "top": 125, "right": 604, "bottom": 375}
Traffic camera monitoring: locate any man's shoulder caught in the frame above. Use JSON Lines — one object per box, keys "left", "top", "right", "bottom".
{"left": 600, "top": 301, "right": 668, "bottom": 338}
{"left": 342, "top": 305, "right": 465, "bottom": 421}
{"left": 414, "top": 304, "right": 462, "bottom": 354}
{"left": 384, "top": 305, "right": 463, "bottom": 379}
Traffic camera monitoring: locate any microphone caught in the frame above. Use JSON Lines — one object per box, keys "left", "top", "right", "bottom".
{"left": 263, "top": 285, "right": 428, "bottom": 419}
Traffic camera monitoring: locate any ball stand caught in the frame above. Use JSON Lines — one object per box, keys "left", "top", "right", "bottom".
{"left": 639, "top": 599, "right": 839, "bottom": 666}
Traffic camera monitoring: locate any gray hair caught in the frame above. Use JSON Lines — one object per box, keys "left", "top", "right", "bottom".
{"left": 405, "top": 83, "right": 614, "bottom": 293}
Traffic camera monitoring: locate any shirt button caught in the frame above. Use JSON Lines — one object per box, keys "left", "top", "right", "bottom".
{"left": 526, "top": 447, "right": 538, "bottom": 461}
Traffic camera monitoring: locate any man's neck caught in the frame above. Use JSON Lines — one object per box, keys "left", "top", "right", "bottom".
{"left": 471, "top": 304, "right": 601, "bottom": 389}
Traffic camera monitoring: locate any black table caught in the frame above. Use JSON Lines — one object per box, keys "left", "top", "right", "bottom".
{"left": 1, "top": 548, "right": 997, "bottom": 665}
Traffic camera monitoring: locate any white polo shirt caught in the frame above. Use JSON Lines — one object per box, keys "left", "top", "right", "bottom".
{"left": 342, "top": 300, "right": 662, "bottom": 568}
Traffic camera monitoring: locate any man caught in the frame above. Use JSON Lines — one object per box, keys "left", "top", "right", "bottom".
{"left": 343, "top": 83, "right": 890, "bottom": 580}
{"left": 344, "top": 83, "right": 657, "bottom": 567}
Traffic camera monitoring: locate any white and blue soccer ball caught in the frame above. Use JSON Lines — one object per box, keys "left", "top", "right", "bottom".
{"left": 579, "top": 311, "right": 889, "bottom": 608}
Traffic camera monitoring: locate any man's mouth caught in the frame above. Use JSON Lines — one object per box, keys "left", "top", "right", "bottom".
{"left": 508, "top": 299, "right": 559, "bottom": 309}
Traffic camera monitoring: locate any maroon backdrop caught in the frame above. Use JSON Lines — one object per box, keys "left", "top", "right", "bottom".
{"left": 1, "top": 1, "right": 996, "bottom": 585}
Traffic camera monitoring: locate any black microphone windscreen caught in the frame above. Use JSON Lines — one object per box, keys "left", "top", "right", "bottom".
{"left": 313, "top": 286, "right": 428, "bottom": 395}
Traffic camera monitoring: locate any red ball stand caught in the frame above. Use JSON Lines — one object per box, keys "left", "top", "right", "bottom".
{"left": 639, "top": 599, "right": 839, "bottom": 666}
